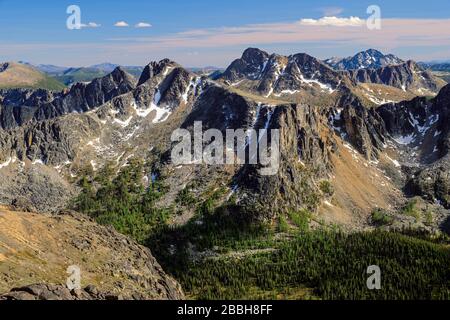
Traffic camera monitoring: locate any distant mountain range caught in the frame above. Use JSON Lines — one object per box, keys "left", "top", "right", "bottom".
{"left": 42, "top": 64, "right": 222, "bottom": 87}
{"left": 419, "top": 62, "right": 450, "bottom": 71}
{"left": 4, "top": 49, "right": 446, "bottom": 99}
{"left": 322, "top": 49, "right": 450, "bottom": 85}
{"left": 4, "top": 62, "right": 225, "bottom": 90}
{"left": 219, "top": 47, "right": 445, "bottom": 102}
{"left": 13, "top": 61, "right": 143, "bottom": 87}
{"left": 324, "top": 49, "right": 405, "bottom": 70}
{"left": 34, "top": 63, "right": 143, "bottom": 86}
{"left": 419, "top": 62, "right": 450, "bottom": 83}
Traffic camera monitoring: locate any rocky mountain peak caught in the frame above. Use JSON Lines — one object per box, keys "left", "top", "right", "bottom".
{"left": 60, "top": 66, "right": 136, "bottom": 110}
{"left": 242, "top": 48, "right": 270, "bottom": 64}
{"left": 325, "top": 49, "right": 404, "bottom": 70}
{"left": 221, "top": 48, "right": 270, "bottom": 82}
{"left": 0, "top": 66, "right": 138, "bottom": 130}
{"left": 219, "top": 48, "right": 349, "bottom": 99}
{"left": 405, "top": 60, "right": 419, "bottom": 70}
{"left": 1, "top": 49, "right": 449, "bottom": 238}
{"left": 291, "top": 53, "right": 333, "bottom": 72}
{"left": 137, "top": 59, "right": 178, "bottom": 86}
{"left": 364, "top": 48, "right": 384, "bottom": 55}
{"left": 110, "top": 66, "right": 135, "bottom": 84}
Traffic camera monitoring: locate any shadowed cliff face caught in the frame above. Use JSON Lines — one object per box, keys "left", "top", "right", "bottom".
{"left": 234, "top": 104, "right": 333, "bottom": 219}
{"left": 383, "top": 84, "right": 450, "bottom": 208}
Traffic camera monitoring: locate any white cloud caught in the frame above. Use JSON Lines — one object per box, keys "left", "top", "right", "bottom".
{"left": 106, "top": 18, "right": 450, "bottom": 53}
{"left": 5, "top": 17, "right": 450, "bottom": 65}
{"left": 114, "top": 21, "right": 129, "bottom": 27}
{"left": 300, "top": 16, "right": 365, "bottom": 27}
{"left": 80, "top": 22, "right": 101, "bottom": 28}
{"left": 135, "top": 22, "right": 152, "bottom": 28}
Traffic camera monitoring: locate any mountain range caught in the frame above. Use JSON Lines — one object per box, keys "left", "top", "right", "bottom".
{"left": 39, "top": 63, "right": 144, "bottom": 86}
{"left": 1, "top": 47, "right": 448, "bottom": 221}
{"left": 1, "top": 48, "right": 450, "bottom": 299}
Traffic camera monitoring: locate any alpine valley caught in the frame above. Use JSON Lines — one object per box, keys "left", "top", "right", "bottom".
{"left": 1, "top": 48, "right": 450, "bottom": 300}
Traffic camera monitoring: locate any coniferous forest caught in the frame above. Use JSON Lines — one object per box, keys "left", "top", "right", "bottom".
{"left": 74, "top": 159, "right": 450, "bottom": 300}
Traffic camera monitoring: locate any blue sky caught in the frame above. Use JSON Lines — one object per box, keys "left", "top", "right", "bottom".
{"left": 0, "top": 0, "right": 449, "bottom": 67}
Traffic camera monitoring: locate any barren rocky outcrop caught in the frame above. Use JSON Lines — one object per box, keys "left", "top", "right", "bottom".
{"left": 0, "top": 206, "right": 184, "bottom": 300}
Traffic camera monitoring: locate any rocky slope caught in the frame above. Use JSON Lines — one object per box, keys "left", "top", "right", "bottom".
{"left": 374, "top": 84, "right": 450, "bottom": 208}
{"left": 0, "top": 206, "right": 184, "bottom": 300}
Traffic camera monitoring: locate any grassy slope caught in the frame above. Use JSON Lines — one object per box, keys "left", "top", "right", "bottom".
{"left": 55, "top": 68, "right": 106, "bottom": 85}
{"left": 0, "top": 62, "right": 66, "bottom": 91}
{"left": 33, "top": 76, "right": 66, "bottom": 91}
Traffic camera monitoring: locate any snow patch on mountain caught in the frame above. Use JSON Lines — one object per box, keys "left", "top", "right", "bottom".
{"left": 299, "top": 74, "right": 335, "bottom": 93}
{"left": 0, "top": 157, "right": 14, "bottom": 169}
{"left": 113, "top": 116, "right": 133, "bottom": 128}
{"left": 393, "top": 133, "right": 416, "bottom": 145}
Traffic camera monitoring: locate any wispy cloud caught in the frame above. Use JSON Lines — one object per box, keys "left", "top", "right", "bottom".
{"left": 300, "top": 16, "right": 364, "bottom": 27}
{"left": 114, "top": 21, "right": 129, "bottom": 27}
{"left": 135, "top": 22, "right": 152, "bottom": 28}
{"left": 107, "top": 17, "right": 450, "bottom": 50}
{"left": 81, "top": 22, "right": 101, "bottom": 28}
{"left": 3, "top": 16, "right": 450, "bottom": 66}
